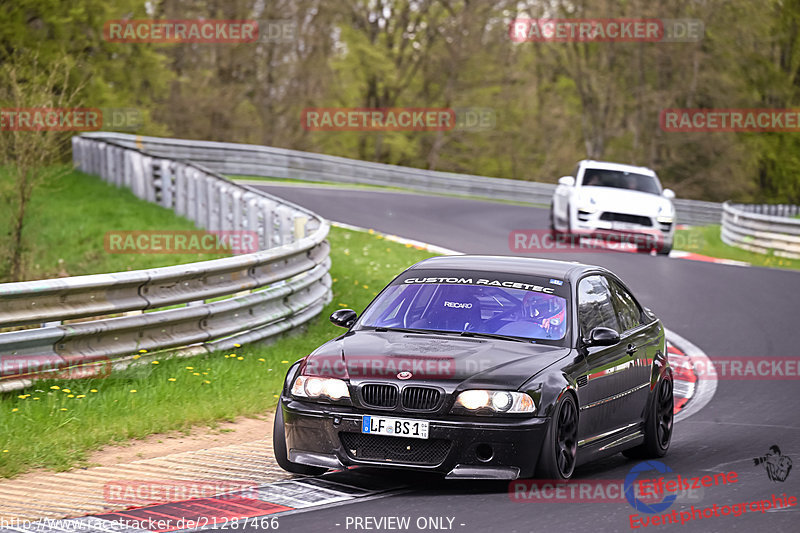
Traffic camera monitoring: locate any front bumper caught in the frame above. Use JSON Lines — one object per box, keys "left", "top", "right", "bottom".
{"left": 573, "top": 210, "right": 674, "bottom": 249}
{"left": 281, "top": 397, "right": 550, "bottom": 479}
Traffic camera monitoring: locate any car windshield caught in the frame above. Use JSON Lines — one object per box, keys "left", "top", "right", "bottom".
{"left": 581, "top": 169, "right": 662, "bottom": 195}
{"left": 359, "top": 282, "right": 569, "bottom": 343}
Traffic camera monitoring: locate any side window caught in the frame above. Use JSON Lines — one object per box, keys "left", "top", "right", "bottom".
{"left": 577, "top": 276, "right": 620, "bottom": 335}
{"left": 609, "top": 279, "right": 643, "bottom": 332}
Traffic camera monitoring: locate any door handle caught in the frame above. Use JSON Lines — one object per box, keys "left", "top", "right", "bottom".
{"left": 626, "top": 343, "right": 637, "bottom": 355}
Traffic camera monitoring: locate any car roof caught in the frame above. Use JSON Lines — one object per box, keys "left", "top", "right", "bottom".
{"left": 407, "top": 255, "right": 605, "bottom": 281}
{"left": 579, "top": 159, "right": 656, "bottom": 176}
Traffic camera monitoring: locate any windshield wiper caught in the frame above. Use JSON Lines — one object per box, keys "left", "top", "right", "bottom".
{"left": 458, "top": 331, "right": 533, "bottom": 343}
{"left": 371, "top": 327, "right": 448, "bottom": 334}
{"left": 371, "top": 327, "right": 534, "bottom": 343}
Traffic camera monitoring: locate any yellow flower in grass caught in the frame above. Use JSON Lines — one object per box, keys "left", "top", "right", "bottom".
{"left": 62, "top": 389, "right": 71, "bottom": 393}
{"left": 76, "top": 395, "right": 85, "bottom": 399}
{"left": 185, "top": 367, "right": 194, "bottom": 370}
{"left": 281, "top": 360, "right": 289, "bottom": 364}
{"left": 138, "top": 349, "right": 147, "bottom": 353}
{"left": 234, "top": 344, "right": 241, "bottom": 348}
{"left": 17, "top": 395, "right": 26, "bottom": 399}
{"left": 33, "top": 397, "right": 40, "bottom": 401}
{"left": 50, "top": 386, "right": 60, "bottom": 390}
{"left": 67, "top": 394, "right": 74, "bottom": 398}
{"left": 90, "top": 389, "right": 98, "bottom": 393}
{"left": 168, "top": 378, "right": 176, "bottom": 382}
{"left": 2, "top": 450, "right": 8, "bottom": 453}
{"left": 151, "top": 361, "right": 159, "bottom": 365}
{"left": 11, "top": 408, "right": 18, "bottom": 412}
{"left": 60, "top": 408, "right": 67, "bottom": 411}
{"left": 362, "top": 285, "right": 369, "bottom": 289}
{"left": 132, "top": 355, "right": 141, "bottom": 360}
{"left": 203, "top": 380, "right": 211, "bottom": 384}
{"left": 193, "top": 372, "right": 200, "bottom": 376}
{"left": 258, "top": 358, "right": 265, "bottom": 362}
{"left": 237, "top": 357, "right": 243, "bottom": 361}
{"left": 129, "top": 389, "right": 137, "bottom": 393}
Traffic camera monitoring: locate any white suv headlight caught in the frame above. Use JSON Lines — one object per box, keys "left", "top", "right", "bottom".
{"left": 291, "top": 375, "right": 350, "bottom": 401}
{"left": 454, "top": 390, "right": 535, "bottom": 413}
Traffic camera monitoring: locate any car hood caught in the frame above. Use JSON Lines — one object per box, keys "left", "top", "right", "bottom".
{"left": 304, "top": 330, "right": 572, "bottom": 390}
{"left": 579, "top": 186, "right": 673, "bottom": 216}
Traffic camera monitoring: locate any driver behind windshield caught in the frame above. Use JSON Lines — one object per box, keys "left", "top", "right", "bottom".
{"left": 495, "top": 292, "right": 566, "bottom": 339}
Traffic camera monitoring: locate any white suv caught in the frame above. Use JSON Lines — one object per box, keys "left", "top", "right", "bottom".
{"left": 550, "top": 160, "right": 676, "bottom": 254}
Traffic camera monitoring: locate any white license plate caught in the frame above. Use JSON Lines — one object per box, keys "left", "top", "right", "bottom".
{"left": 611, "top": 222, "right": 641, "bottom": 231}
{"left": 362, "top": 415, "right": 429, "bottom": 439}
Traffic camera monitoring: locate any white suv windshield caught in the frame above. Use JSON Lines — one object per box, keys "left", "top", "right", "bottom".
{"left": 581, "top": 169, "right": 661, "bottom": 195}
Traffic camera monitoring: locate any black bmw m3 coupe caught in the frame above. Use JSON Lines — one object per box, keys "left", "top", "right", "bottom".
{"left": 274, "top": 255, "right": 673, "bottom": 480}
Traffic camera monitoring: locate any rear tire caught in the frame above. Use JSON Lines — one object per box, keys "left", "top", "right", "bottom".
{"left": 622, "top": 378, "right": 673, "bottom": 459}
{"left": 535, "top": 393, "right": 579, "bottom": 479}
{"left": 273, "top": 401, "right": 328, "bottom": 475}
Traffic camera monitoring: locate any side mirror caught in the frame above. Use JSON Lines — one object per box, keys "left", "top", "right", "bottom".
{"left": 558, "top": 176, "right": 575, "bottom": 187}
{"left": 662, "top": 188, "right": 675, "bottom": 200}
{"left": 584, "top": 326, "right": 620, "bottom": 347}
{"left": 330, "top": 309, "right": 357, "bottom": 328}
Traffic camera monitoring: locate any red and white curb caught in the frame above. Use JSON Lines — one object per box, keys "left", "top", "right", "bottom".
{"left": 669, "top": 251, "right": 749, "bottom": 267}
{"left": 0, "top": 473, "right": 405, "bottom": 533}
{"left": 664, "top": 328, "right": 717, "bottom": 423}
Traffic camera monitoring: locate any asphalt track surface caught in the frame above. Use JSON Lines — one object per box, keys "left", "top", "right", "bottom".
{"left": 243, "top": 184, "right": 800, "bottom": 533}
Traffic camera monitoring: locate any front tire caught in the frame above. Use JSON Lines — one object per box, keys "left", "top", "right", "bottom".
{"left": 536, "top": 393, "right": 579, "bottom": 479}
{"left": 623, "top": 377, "right": 673, "bottom": 459}
{"left": 273, "top": 401, "right": 328, "bottom": 475}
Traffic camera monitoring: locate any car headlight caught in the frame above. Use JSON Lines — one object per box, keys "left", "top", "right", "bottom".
{"left": 656, "top": 215, "right": 674, "bottom": 224}
{"left": 291, "top": 375, "right": 350, "bottom": 401}
{"left": 453, "top": 390, "right": 535, "bottom": 414}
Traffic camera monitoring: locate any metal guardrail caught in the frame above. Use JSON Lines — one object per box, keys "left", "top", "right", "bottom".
{"left": 0, "top": 135, "right": 332, "bottom": 390}
{"left": 721, "top": 202, "right": 800, "bottom": 259}
{"left": 80, "top": 132, "right": 723, "bottom": 226}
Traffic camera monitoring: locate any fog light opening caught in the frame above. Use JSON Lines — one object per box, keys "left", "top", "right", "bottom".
{"left": 476, "top": 443, "right": 494, "bottom": 462}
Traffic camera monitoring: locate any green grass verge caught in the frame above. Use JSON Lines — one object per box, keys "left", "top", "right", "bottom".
{"left": 675, "top": 224, "right": 800, "bottom": 270}
{"left": 0, "top": 167, "right": 228, "bottom": 282}
{"left": 0, "top": 226, "right": 437, "bottom": 478}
